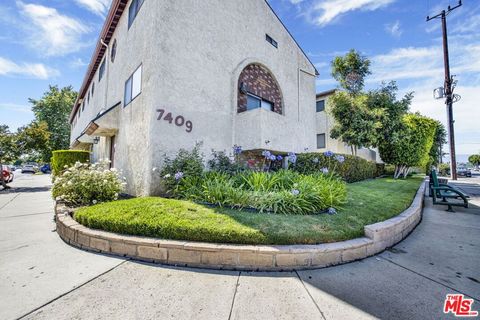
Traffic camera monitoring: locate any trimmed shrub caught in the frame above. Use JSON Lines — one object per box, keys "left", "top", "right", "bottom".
{"left": 52, "top": 160, "right": 124, "bottom": 206}
{"left": 291, "top": 152, "right": 380, "bottom": 183}
{"left": 51, "top": 150, "right": 90, "bottom": 176}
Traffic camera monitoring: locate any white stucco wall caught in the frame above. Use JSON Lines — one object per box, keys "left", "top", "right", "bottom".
{"left": 71, "top": 0, "right": 317, "bottom": 195}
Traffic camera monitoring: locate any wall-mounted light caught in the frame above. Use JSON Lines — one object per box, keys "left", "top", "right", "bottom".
{"left": 93, "top": 137, "right": 100, "bottom": 144}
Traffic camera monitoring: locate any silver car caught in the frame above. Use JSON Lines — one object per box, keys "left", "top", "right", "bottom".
{"left": 21, "top": 165, "right": 37, "bottom": 174}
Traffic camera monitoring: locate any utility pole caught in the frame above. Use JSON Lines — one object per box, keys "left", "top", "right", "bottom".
{"left": 427, "top": 0, "right": 462, "bottom": 180}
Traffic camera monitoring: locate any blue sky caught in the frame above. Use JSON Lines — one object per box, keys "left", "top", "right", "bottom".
{"left": 1, "top": 0, "right": 479, "bottom": 155}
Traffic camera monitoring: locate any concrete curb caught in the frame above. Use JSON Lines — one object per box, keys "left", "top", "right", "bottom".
{"left": 55, "top": 180, "right": 426, "bottom": 271}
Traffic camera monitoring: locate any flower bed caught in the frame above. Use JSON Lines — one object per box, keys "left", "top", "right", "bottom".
{"left": 73, "top": 177, "right": 424, "bottom": 245}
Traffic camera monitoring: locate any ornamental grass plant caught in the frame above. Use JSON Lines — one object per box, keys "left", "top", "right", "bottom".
{"left": 176, "top": 170, "right": 346, "bottom": 215}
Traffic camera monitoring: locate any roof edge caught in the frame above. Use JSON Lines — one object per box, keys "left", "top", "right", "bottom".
{"left": 263, "top": 0, "right": 319, "bottom": 76}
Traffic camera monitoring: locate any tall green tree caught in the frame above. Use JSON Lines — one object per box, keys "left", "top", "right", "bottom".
{"left": 329, "top": 92, "right": 381, "bottom": 155}
{"left": 29, "top": 85, "right": 77, "bottom": 160}
{"left": 379, "top": 113, "right": 437, "bottom": 178}
{"left": 366, "top": 81, "right": 413, "bottom": 149}
{"left": 427, "top": 121, "right": 447, "bottom": 172}
{"left": 16, "top": 121, "right": 51, "bottom": 161}
{"left": 469, "top": 154, "right": 480, "bottom": 167}
{"left": 329, "top": 50, "right": 378, "bottom": 154}
{"left": 331, "top": 49, "right": 371, "bottom": 95}
{"left": 0, "top": 125, "right": 18, "bottom": 189}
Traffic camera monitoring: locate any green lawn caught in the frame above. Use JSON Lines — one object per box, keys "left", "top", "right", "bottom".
{"left": 74, "top": 176, "right": 424, "bottom": 245}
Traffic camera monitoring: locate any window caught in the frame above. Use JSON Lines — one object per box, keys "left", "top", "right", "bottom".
{"left": 111, "top": 39, "right": 117, "bottom": 62}
{"left": 128, "top": 0, "right": 145, "bottom": 28}
{"left": 82, "top": 101, "right": 85, "bottom": 111}
{"left": 237, "top": 64, "right": 282, "bottom": 114}
{"left": 246, "top": 93, "right": 274, "bottom": 111}
{"left": 87, "top": 91, "right": 90, "bottom": 104}
{"left": 266, "top": 34, "right": 278, "bottom": 48}
{"left": 316, "top": 100, "right": 325, "bottom": 112}
{"left": 124, "top": 65, "right": 142, "bottom": 106}
{"left": 317, "top": 134, "right": 326, "bottom": 149}
{"left": 99, "top": 59, "right": 106, "bottom": 81}
{"left": 92, "top": 82, "right": 95, "bottom": 96}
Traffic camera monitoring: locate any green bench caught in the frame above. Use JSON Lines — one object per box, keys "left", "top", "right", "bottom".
{"left": 430, "top": 170, "right": 469, "bottom": 212}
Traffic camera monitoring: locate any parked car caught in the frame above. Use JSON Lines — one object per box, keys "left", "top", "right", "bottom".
{"left": 40, "top": 164, "right": 51, "bottom": 174}
{"left": 21, "top": 164, "right": 37, "bottom": 174}
{"left": 457, "top": 167, "right": 472, "bottom": 177}
{"left": 2, "top": 165, "right": 14, "bottom": 183}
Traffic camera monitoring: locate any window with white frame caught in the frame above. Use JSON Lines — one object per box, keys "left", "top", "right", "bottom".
{"left": 246, "top": 93, "right": 274, "bottom": 111}
{"left": 124, "top": 65, "right": 142, "bottom": 106}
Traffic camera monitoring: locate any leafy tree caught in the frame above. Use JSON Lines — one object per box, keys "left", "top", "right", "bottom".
{"left": 426, "top": 121, "right": 447, "bottom": 172}
{"left": 379, "top": 113, "right": 437, "bottom": 179}
{"left": 29, "top": 85, "right": 77, "bottom": 160}
{"left": 469, "top": 154, "right": 480, "bottom": 167}
{"left": 0, "top": 125, "right": 18, "bottom": 163}
{"left": 329, "top": 92, "right": 381, "bottom": 155}
{"left": 16, "top": 121, "right": 51, "bottom": 161}
{"left": 0, "top": 125, "right": 18, "bottom": 189}
{"left": 331, "top": 49, "right": 371, "bottom": 95}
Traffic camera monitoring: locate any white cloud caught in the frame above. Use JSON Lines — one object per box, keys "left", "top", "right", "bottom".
{"left": 0, "top": 102, "right": 31, "bottom": 113}
{"left": 384, "top": 20, "right": 402, "bottom": 37}
{"left": 74, "top": 0, "right": 111, "bottom": 17}
{"left": 369, "top": 47, "right": 443, "bottom": 83}
{"left": 70, "top": 58, "right": 89, "bottom": 69}
{"left": 408, "top": 84, "right": 480, "bottom": 155}
{"left": 17, "top": 1, "right": 91, "bottom": 56}
{"left": 0, "top": 56, "right": 59, "bottom": 79}
{"left": 301, "top": 0, "right": 396, "bottom": 27}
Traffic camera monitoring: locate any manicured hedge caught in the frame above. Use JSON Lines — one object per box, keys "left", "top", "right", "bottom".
{"left": 291, "top": 153, "right": 382, "bottom": 183}
{"left": 51, "top": 150, "right": 90, "bottom": 176}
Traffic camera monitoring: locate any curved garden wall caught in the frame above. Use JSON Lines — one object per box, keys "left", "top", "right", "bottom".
{"left": 56, "top": 181, "right": 425, "bottom": 271}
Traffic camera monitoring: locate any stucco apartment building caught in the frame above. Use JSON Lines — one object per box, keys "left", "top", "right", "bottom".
{"left": 316, "top": 90, "right": 381, "bottom": 163}
{"left": 70, "top": 0, "right": 320, "bottom": 195}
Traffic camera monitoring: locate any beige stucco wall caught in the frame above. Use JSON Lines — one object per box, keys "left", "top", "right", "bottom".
{"left": 315, "top": 94, "right": 381, "bottom": 163}
{"left": 71, "top": 0, "right": 317, "bottom": 195}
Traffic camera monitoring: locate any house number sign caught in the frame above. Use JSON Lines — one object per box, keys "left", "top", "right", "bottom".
{"left": 156, "top": 108, "right": 193, "bottom": 133}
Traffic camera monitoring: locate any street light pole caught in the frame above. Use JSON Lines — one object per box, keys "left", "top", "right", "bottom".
{"left": 427, "top": 1, "right": 462, "bottom": 180}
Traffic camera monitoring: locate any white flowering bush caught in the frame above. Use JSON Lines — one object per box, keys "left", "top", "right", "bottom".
{"left": 52, "top": 160, "right": 125, "bottom": 207}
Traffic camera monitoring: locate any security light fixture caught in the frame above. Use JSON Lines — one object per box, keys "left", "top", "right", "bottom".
{"left": 93, "top": 137, "right": 100, "bottom": 144}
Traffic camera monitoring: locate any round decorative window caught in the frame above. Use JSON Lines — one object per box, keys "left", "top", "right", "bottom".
{"left": 111, "top": 39, "right": 117, "bottom": 63}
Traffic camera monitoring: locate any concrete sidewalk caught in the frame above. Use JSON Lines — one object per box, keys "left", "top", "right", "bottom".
{"left": 1, "top": 174, "right": 479, "bottom": 320}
